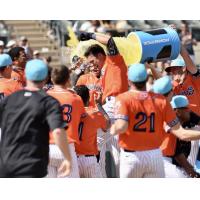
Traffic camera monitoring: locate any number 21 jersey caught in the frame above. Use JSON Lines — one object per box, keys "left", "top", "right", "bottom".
{"left": 114, "top": 90, "right": 179, "bottom": 151}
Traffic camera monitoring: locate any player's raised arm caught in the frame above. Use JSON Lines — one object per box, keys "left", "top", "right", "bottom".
{"left": 180, "top": 45, "right": 197, "bottom": 74}
{"left": 78, "top": 32, "right": 111, "bottom": 45}
{"left": 95, "top": 92, "right": 111, "bottom": 130}
{"left": 78, "top": 32, "right": 119, "bottom": 56}
{"left": 145, "top": 62, "right": 162, "bottom": 80}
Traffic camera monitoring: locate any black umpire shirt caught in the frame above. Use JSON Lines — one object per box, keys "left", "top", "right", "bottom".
{"left": 172, "top": 111, "right": 200, "bottom": 166}
{"left": 0, "top": 89, "right": 66, "bottom": 178}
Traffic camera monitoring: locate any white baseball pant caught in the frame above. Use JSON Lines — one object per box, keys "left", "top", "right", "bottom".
{"left": 103, "top": 96, "right": 120, "bottom": 177}
{"left": 47, "top": 143, "right": 80, "bottom": 178}
{"left": 163, "top": 157, "right": 186, "bottom": 178}
{"left": 120, "top": 148, "right": 165, "bottom": 178}
{"left": 187, "top": 140, "right": 199, "bottom": 167}
{"left": 77, "top": 155, "right": 103, "bottom": 178}
{"left": 97, "top": 128, "right": 107, "bottom": 178}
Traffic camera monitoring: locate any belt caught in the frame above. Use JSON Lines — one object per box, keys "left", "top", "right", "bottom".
{"left": 123, "top": 149, "right": 136, "bottom": 152}
{"left": 77, "top": 155, "right": 95, "bottom": 157}
{"left": 77, "top": 152, "right": 100, "bottom": 163}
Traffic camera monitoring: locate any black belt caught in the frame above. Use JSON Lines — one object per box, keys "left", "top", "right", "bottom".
{"left": 123, "top": 149, "right": 136, "bottom": 152}
{"left": 77, "top": 151, "right": 100, "bottom": 162}
{"left": 77, "top": 155, "right": 95, "bottom": 157}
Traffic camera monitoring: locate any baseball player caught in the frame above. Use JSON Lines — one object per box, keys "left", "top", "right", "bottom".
{"left": 170, "top": 95, "right": 200, "bottom": 177}
{"left": 165, "top": 45, "right": 200, "bottom": 115}
{"left": 47, "top": 65, "right": 85, "bottom": 178}
{"left": 74, "top": 85, "right": 110, "bottom": 178}
{"left": 0, "top": 59, "right": 71, "bottom": 177}
{"left": 78, "top": 31, "right": 128, "bottom": 177}
{"left": 111, "top": 63, "right": 200, "bottom": 178}
{"left": 0, "top": 54, "right": 22, "bottom": 100}
{"left": 153, "top": 76, "right": 187, "bottom": 178}
{"left": 8, "top": 47, "right": 27, "bottom": 87}
{"left": 76, "top": 61, "right": 102, "bottom": 108}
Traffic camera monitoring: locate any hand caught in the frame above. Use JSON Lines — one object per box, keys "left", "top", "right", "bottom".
{"left": 145, "top": 62, "right": 152, "bottom": 69}
{"left": 186, "top": 168, "right": 200, "bottom": 178}
{"left": 77, "top": 32, "right": 94, "bottom": 41}
{"left": 58, "top": 159, "right": 71, "bottom": 177}
{"left": 168, "top": 24, "right": 177, "bottom": 30}
{"left": 94, "top": 92, "right": 103, "bottom": 105}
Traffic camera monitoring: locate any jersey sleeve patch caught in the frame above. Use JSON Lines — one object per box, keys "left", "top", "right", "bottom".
{"left": 166, "top": 117, "right": 179, "bottom": 128}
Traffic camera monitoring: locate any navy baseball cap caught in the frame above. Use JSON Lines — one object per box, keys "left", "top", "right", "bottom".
{"left": 0, "top": 54, "right": 12, "bottom": 68}
{"left": 25, "top": 59, "right": 48, "bottom": 81}
{"left": 128, "top": 63, "right": 147, "bottom": 82}
{"left": 153, "top": 76, "right": 172, "bottom": 95}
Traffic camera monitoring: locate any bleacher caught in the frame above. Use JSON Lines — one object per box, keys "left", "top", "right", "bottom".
{"left": 0, "top": 20, "right": 9, "bottom": 44}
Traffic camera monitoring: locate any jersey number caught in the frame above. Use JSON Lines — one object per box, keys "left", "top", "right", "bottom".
{"left": 78, "top": 122, "right": 84, "bottom": 141}
{"left": 133, "top": 112, "right": 155, "bottom": 132}
{"left": 61, "top": 104, "right": 72, "bottom": 123}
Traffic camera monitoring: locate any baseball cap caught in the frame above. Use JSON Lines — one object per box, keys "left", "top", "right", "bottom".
{"left": 153, "top": 76, "right": 172, "bottom": 95}
{"left": 6, "top": 40, "right": 16, "bottom": 48}
{"left": 20, "top": 36, "right": 27, "bottom": 41}
{"left": 128, "top": 63, "right": 147, "bottom": 82}
{"left": 170, "top": 95, "right": 189, "bottom": 109}
{"left": 165, "top": 58, "right": 185, "bottom": 72}
{"left": 33, "top": 50, "right": 40, "bottom": 55}
{"left": 0, "top": 54, "right": 13, "bottom": 68}
{"left": 25, "top": 59, "right": 48, "bottom": 81}
{"left": 0, "top": 40, "right": 4, "bottom": 46}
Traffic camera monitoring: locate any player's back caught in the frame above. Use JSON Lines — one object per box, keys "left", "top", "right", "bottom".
{"left": 0, "top": 78, "right": 22, "bottom": 99}
{"left": 75, "top": 107, "right": 107, "bottom": 155}
{"left": 48, "top": 87, "right": 85, "bottom": 144}
{"left": 116, "top": 90, "right": 177, "bottom": 151}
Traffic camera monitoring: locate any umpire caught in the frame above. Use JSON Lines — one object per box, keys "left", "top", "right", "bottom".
{"left": 0, "top": 59, "right": 71, "bottom": 178}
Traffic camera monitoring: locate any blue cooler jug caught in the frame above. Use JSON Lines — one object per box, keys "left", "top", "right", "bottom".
{"left": 127, "top": 27, "right": 181, "bottom": 63}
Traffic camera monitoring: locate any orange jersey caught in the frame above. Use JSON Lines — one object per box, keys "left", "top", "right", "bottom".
{"left": 173, "top": 72, "right": 200, "bottom": 115}
{"left": 102, "top": 54, "right": 128, "bottom": 103}
{"left": 160, "top": 128, "right": 177, "bottom": 157}
{"left": 11, "top": 68, "right": 26, "bottom": 87}
{"left": 75, "top": 107, "right": 107, "bottom": 155}
{"left": 0, "top": 78, "right": 22, "bottom": 99}
{"left": 76, "top": 73, "right": 102, "bottom": 108}
{"left": 47, "top": 87, "right": 85, "bottom": 144}
{"left": 115, "top": 90, "right": 179, "bottom": 151}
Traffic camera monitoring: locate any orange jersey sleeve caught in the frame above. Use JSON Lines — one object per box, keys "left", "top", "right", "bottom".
{"left": 76, "top": 74, "right": 87, "bottom": 85}
{"left": 11, "top": 69, "right": 26, "bottom": 87}
{"left": 102, "top": 55, "right": 128, "bottom": 103}
{"left": 48, "top": 88, "right": 85, "bottom": 144}
{"left": 0, "top": 78, "right": 22, "bottom": 98}
{"left": 115, "top": 91, "right": 179, "bottom": 151}
{"left": 75, "top": 107, "right": 107, "bottom": 155}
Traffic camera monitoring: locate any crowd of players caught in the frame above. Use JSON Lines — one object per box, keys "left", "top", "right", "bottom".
{"left": 0, "top": 25, "right": 200, "bottom": 178}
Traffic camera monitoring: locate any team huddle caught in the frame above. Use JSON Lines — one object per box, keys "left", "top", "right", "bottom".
{"left": 1, "top": 26, "right": 200, "bottom": 178}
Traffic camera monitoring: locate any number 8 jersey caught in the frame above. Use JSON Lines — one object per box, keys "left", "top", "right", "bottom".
{"left": 114, "top": 90, "right": 179, "bottom": 151}
{"left": 48, "top": 87, "right": 85, "bottom": 144}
